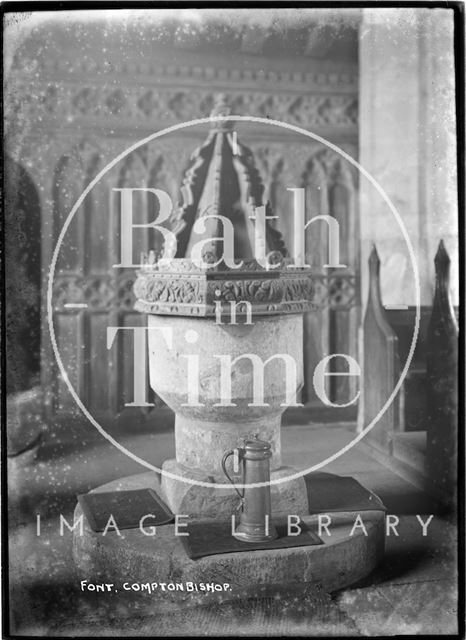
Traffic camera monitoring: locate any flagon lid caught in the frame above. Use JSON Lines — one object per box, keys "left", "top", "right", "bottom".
{"left": 243, "top": 435, "right": 271, "bottom": 453}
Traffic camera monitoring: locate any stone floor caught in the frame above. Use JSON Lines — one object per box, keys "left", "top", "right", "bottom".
{"left": 7, "top": 409, "right": 459, "bottom": 636}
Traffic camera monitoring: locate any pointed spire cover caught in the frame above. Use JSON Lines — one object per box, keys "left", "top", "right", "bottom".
{"left": 133, "top": 95, "right": 313, "bottom": 318}
{"left": 170, "top": 94, "right": 288, "bottom": 262}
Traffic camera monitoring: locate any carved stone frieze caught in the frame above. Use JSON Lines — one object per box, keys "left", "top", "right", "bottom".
{"left": 132, "top": 258, "right": 314, "bottom": 317}
{"left": 9, "top": 83, "right": 358, "bottom": 132}
{"left": 206, "top": 279, "right": 283, "bottom": 305}
{"left": 51, "top": 270, "right": 356, "bottom": 314}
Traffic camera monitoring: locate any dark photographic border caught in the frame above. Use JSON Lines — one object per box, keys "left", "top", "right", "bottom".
{"left": 1, "top": 2, "right": 464, "bottom": 638}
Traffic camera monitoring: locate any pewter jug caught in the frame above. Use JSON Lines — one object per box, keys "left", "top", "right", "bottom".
{"left": 222, "top": 435, "right": 278, "bottom": 542}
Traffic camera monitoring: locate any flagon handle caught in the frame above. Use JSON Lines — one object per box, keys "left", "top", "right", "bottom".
{"left": 221, "top": 448, "right": 244, "bottom": 502}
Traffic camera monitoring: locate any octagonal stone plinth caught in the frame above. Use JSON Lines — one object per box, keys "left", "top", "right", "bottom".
{"left": 73, "top": 472, "right": 385, "bottom": 613}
